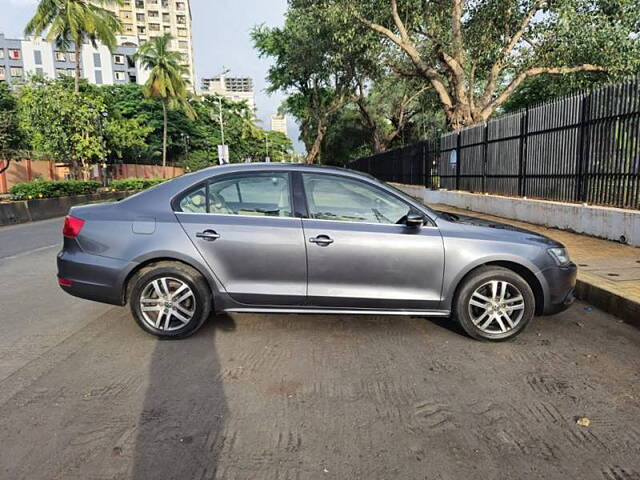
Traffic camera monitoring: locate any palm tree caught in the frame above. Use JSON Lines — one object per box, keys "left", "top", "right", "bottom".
{"left": 25, "top": 0, "right": 122, "bottom": 92}
{"left": 135, "top": 34, "right": 194, "bottom": 175}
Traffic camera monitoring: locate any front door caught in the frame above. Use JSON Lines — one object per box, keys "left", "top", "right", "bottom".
{"left": 300, "top": 172, "right": 444, "bottom": 310}
{"left": 176, "top": 171, "right": 307, "bottom": 306}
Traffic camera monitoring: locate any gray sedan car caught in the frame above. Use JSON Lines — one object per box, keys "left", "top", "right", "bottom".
{"left": 57, "top": 163, "right": 576, "bottom": 341}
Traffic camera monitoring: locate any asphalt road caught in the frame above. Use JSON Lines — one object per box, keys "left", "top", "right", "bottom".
{"left": 1, "top": 219, "right": 639, "bottom": 480}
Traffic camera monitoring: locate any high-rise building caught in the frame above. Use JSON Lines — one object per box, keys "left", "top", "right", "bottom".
{"left": 201, "top": 74, "right": 255, "bottom": 111}
{"left": 0, "top": 33, "right": 149, "bottom": 86}
{"left": 95, "top": 0, "right": 196, "bottom": 87}
{"left": 270, "top": 114, "right": 288, "bottom": 136}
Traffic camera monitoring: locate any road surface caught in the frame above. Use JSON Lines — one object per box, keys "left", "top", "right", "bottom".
{"left": 1, "top": 218, "right": 639, "bottom": 479}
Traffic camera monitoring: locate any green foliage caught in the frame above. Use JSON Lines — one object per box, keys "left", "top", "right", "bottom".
{"left": 104, "top": 117, "right": 153, "bottom": 161}
{"left": 0, "top": 83, "right": 24, "bottom": 153}
{"left": 9, "top": 179, "right": 101, "bottom": 200}
{"left": 18, "top": 78, "right": 107, "bottom": 174}
{"left": 109, "top": 178, "right": 165, "bottom": 191}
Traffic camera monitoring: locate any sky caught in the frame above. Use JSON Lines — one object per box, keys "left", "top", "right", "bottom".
{"left": 0, "top": 0, "right": 304, "bottom": 153}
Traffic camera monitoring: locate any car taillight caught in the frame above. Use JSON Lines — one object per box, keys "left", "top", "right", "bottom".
{"left": 58, "top": 277, "right": 73, "bottom": 287}
{"left": 63, "top": 215, "right": 85, "bottom": 238}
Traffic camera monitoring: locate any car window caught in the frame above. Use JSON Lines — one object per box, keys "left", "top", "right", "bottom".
{"left": 179, "top": 186, "right": 207, "bottom": 213}
{"left": 302, "top": 173, "right": 411, "bottom": 224}
{"left": 208, "top": 172, "right": 293, "bottom": 217}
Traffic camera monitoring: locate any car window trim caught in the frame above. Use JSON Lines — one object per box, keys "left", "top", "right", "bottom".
{"left": 297, "top": 171, "right": 435, "bottom": 227}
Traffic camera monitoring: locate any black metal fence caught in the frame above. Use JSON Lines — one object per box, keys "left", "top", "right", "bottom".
{"left": 350, "top": 77, "right": 640, "bottom": 210}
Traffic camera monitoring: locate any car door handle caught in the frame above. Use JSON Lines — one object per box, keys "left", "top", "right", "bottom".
{"left": 196, "top": 230, "right": 220, "bottom": 241}
{"left": 309, "top": 235, "right": 334, "bottom": 246}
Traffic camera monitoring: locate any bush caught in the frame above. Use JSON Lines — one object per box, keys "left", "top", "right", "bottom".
{"left": 9, "top": 180, "right": 101, "bottom": 201}
{"left": 109, "top": 178, "right": 165, "bottom": 192}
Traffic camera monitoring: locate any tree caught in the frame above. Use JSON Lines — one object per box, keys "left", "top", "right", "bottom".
{"left": 0, "top": 83, "right": 25, "bottom": 174}
{"left": 253, "top": 3, "right": 374, "bottom": 164}
{"left": 307, "top": 0, "right": 640, "bottom": 129}
{"left": 18, "top": 78, "right": 107, "bottom": 177}
{"left": 25, "top": 0, "right": 122, "bottom": 93}
{"left": 103, "top": 117, "right": 153, "bottom": 162}
{"left": 135, "top": 34, "right": 194, "bottom": 176}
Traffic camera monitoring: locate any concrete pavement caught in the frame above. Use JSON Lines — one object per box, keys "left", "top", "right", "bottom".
{"left": 1, "top": 219, "right": 640, "bottom": 479}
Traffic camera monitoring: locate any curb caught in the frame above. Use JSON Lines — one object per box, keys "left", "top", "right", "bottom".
{"left": 575, "top": 279, "right": 640, "bottom": 329}
{"left": 0, "top": 191, "right": 131, "bottom": 227}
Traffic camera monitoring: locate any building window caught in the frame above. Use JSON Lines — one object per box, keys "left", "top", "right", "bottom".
{"left": 138, "top": 26, "right": 146, "bottom": 34}
{"left": 161, "top": 0, "right": 169, "bottom": 7}
{"left": 93, "top": 53, "right": 102, "bottom": 68}
{"left": 10, "top": 67, "right": 23, "bottom": 77}
{"left": 8, "top": 49, "right": 21, "bottom": 60}
{"left": 149, "top": 23, "right": 160, "bottom": 31}
{"left": 95, "top": 70, "right": 103, "bottom": 85}
{"left": 136, "top": 12, "right": 145, "bottom": 21}
{"left": 179, "top": 40, "right": 188, "bottom": 50}
{"left": 135, "top": 0, "right": 144, "bottom": 8}
{"left": 0, "top": 66, "right": 5, "bottom": 81}
{"left": 127, "top": 55, "right": 136, "bottom": 68}
{"left": 0, "top": 49, "right": 5, "bottom": 60}
{"left": 55, "top": 51, "right": 66, "bottom": 62}
{"left": 148, "top": 10, "right": 159, "bottom": 17}
{"left": 177, "top": 28, "right": 187, "bottom": 37}
{"left": 162, "top": 12, "right": 170, "bottom": 22}
{"left": 121, "top": 11, "right": 132, "bottom": 19}
{"left": 176, "top": 2, "right": 185, "bottom": 10}
{"left": 176, "top": 14, "right": 186, "bottom": 24}
{"left": 114, "top": 71, "right": 126, "bottom": 81}
{"left": 125, "top": 24, "right": 134, "bottom": 33}
{"left": 114, "top": 54, "right": 125, "bottom": 65}
{"left": 34, "top": 50, "right": 43, "bottom": 65}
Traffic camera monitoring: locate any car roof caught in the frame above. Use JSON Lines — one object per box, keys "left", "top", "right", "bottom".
{"left": 191, "top": 162, "right": 369, "bottom": 178}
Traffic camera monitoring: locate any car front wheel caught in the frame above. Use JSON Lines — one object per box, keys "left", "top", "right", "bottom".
{"left": 129, "top": 262, "right": 211, "bottom": 339}
{"left": 454, "top": 267, "right": 535, "bottom": 341}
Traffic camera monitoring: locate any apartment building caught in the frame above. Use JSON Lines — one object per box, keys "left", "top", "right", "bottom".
{"left": 270, "top": 114, "right": 288, "bottom": 136}
{"left": 201, "top": 75, "right": 256, "bottom": 111}
{"left": 98, "top": 0, "right": 196, "bottom": 86}
{"left": 0, "top": 33, "right": 149, "bottom": 86}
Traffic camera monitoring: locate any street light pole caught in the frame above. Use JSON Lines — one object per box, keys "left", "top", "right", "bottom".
{"left": 218, "top": 96, "right": 225, "bottom": 147}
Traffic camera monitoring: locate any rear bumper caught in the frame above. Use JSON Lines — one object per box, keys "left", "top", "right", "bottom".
{"left": 57, "top": 249, "right": 134, "bottom": 306}
{"left": 540, "top": 262, "right": 577, "bottom": 315}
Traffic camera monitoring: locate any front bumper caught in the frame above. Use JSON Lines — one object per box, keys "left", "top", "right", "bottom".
{"left": 540, "top": 262, "right": 578, "bottom": 315}
{"left": 57, "top": 249, "right": 134, "bottom": 306}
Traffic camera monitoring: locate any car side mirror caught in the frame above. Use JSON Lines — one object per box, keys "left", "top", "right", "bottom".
{"left": 405, "top": 212, "right": 424, "bottom": 228}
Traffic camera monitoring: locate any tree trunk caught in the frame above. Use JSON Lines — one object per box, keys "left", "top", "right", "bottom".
{"left": 162, "top": 100, "right": 168, "bottom": 178}
{"left": 0, "top": 158, "right": 11, "bottom": 175}
{"left": 305, "top": 121, "right": 327, "bottom": 165}
{"left": 74, "top": 44, "right": 82, "bottom": 93}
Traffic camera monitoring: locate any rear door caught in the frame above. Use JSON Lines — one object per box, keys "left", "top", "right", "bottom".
{"left": 299, "top": 172, "right": 444, "bottom": 310}
{"left": 176, "top": 171, "right": 307, "bottom": 306}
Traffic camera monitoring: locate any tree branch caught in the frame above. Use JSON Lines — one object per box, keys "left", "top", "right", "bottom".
{"left": 483, "top": 64, "right": 606, "bottom": 117}
{"left": 390, "top": 0, "right": 410, "bottom": 42}
{"left": 451, "top": 0, "right": 464, "bottom": 64}
{"left": 481, "top": 0, "right": 545, "bottom": 107}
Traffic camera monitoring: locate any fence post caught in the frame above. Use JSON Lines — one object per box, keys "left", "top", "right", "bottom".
{"left": 482, "top": 123, "right": 488, "bottom": 193}
{"left": 518, "top": 108, "right": 529, "bottom": 197}
{"left": 576, "top": 93, "right": 591, "bottom": 203}
{"left": 455, "top": 131, "right": 461, "bottom": 190}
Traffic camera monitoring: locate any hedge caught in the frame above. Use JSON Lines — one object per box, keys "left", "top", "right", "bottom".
{"left": 9, "top": 180, "right": 101, "bottom": 201}
{"left": 109, "top": 178, "right": 165, "bottom": 192}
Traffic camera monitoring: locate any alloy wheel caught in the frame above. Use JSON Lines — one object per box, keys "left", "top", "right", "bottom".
{"left": 139, "top": 277, "right": 196, "bottom": 332}
{"left": 468, "top": 280, "right": 526, "bottom": 334}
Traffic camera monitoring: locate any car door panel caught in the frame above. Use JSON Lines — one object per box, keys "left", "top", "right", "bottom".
{"left": 302, "top": 220, "right": 444, "bottom": 310}
{"left": 178, "top": 213, "right": 307, "bottom": 306}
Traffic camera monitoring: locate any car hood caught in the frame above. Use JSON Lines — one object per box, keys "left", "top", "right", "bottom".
{"left": 435, "top": 210, "right": 563, "bottom": 248}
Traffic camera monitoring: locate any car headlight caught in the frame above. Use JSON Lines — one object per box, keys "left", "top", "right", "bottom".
{"left": 548, "top": 247, "right": 571, "bottom": 266}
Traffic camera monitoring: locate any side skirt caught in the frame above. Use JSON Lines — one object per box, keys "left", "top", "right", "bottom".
{"left": 223, "top": 307, "right": 451, "bottom": 317}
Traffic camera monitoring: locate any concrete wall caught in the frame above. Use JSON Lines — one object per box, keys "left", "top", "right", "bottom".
{"left": 392, "top": 184, "right": 640, "bottom": 247}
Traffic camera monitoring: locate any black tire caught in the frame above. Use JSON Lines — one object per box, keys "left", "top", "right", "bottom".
{"left": 454, "top": 266, "right": 535, "bottom": 342}
{"left": 129, "top": 261, "right": 212, "bottom": 339}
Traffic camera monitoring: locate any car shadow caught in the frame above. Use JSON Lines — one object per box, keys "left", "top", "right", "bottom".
{"left": 131, "top": 314, "right": 235, "bottom": 479}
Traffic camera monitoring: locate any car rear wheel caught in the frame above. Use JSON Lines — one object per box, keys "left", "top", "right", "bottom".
{"left": 129, "top": 262, "right": 211, "bottom": 339}
{"left": 454, "top": 267, "right": 535, "bottom": 341}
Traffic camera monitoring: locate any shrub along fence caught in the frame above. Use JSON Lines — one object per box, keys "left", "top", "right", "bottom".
{"left": 350, "top": 76, "right": 640, "bottom": 210}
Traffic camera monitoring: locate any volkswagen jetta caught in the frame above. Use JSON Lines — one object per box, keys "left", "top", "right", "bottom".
{"left": 57, "top": 163, "right": 576, "bottom": 341}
